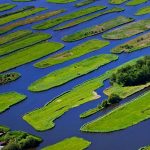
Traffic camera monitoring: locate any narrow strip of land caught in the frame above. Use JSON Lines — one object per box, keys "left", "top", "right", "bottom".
{"left": 29, "top": 54, "right": 118, "bottom": 92}
{"left": 0, "top": 7, "right": 46, "bottom": 26}
{"left": 34, "top": 39, "right": 109, "bottom": 68}
{"left": 135, "top": 6, "right": 150, "bottom": 15}
{"left": 62, "top": 16, "right": 134, "bottom": 42}
{"left": 81, "top": 91, "right": 150, "bottom": 132}
{"left": 75, "top": 0, "right": 95, "bottom": 7}
{"left": 42, "top": 137, "right": 91, "bottom": 150}
{"left": 102, "top": 19, "right": 150, "bottom": 39}
{"left": 0, "top": 3, "right": 16, "bottom": 12}
{"left": 0, "top": 92, "right": 26, "bottom": 113}
{"left": 111, "top": 32, "right": 150, "bottom": 53}
{"left": 0, "top": 30, "right": 32, "bottom": 45}
{"left": 126, "top": 0, "right": 148, "bottom": 6}
{"left": 47, "top": 0, "right": 76, "bottom": 3}
{"left": 0, "top": 32, "right": 51, "bottom": 56}
{"left": 109, "top": 0, "right": 127, "bottom": 4}
{"left": 54, "top": 7, "right": 124, "bottom": 30}
{"left": 0, "top": 9, "right": 65, "bottom": 34}
{"left": 32, "top": 6, "right": 106, "bottom": 30}
{"left": 0, "top": 42, "right": 64, "bottom": 73}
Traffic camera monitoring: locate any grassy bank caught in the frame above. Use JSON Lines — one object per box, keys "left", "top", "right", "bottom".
{"left": 81, "top": 91, "right": 150, "bottom": 132}
{"left": 55, "top": 7, "right": 124, "bottom": 30}
{"left": 0, "top": 72, "right": 21, "bottom": 85}
{"left": 75, "top": 0, "right": 95, "bottom": 7}
{"left": 0, "top": 42, "right": 64, "bottom": 73}
{"left": 109, "top": 0, "right": 127, "bottom": 4}
{"left": 0, "top": 125, "right": 10, "bottom": 133}
{"left": 0, "top": 92, "right": 26, "bottom": 113}
{"left": 62, "top": 16, "right": 134, "bottom": 42}
{"left": 29, "top": 54, "right": 118, "bottom": 92}
{"left": 0, "top": 30, "right": 32, "bottom": 45}
{"left": 102, "top": 19, "right": 150, "bottom": 39}
{"left": 111, "top": 32, "right": 150, "bottom": 53}
{"left": 33, "top": 6, "right": 106, "bottom": 30}
{"left": 34, "top": 39, "right": 109, "bottom": 68}
{"left": 0, "top": 6, "right": 46, "bottom": 26}
{"left": 0, "top": 32, "right": 51, "bottom": 56}
{"left": 23, "top": 57, "right": 143, "bottom": 131}
{"left": 126, "top": 0, "right": 148, "bottom": 6}
{"left": 135, "top": 6, "right": 150, "bottom": 15}
{"left": 42, "top": 137, "right": 91, "bottom": 150}
{"left": 0, "top": 3, "right": 16, "bottom": 12}
{"left": 139, "top": 146, "right": 150, "bottom": 150}
{"left": 47, "top": 0, "right": 76, "bottom": 3}
{"left": 0, "top": 9, "right": 65, "bottom": 34}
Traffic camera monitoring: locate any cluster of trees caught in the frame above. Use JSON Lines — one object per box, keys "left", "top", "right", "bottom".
{"left": 0, "top": 73, "right": 20, "bottom": 85}
{"left": 110, "top": 56, "right": 150, "bottom": 86}
{"left": 1, "top": 131, "right": 42, "bottom": 150}
{"left": 98, "top": 94, "right": 122, "bottom": 109}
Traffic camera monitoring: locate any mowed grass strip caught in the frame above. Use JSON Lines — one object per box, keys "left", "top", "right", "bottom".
{"left": 23, "top": 57, "right": 143, "bottom": 131}
{"left": 109, "top": 0, "right": 127, "bottom": 4}
{"left": 0, "top": 42, "right": 64, "bottom": 73}
{"left": 0, "top": 7, "right": 46, "bottom": 26}
{"left": 29, "top": 54, "right": 118, "bottom": 92}
{"left": 135, "top": 6, "right": 150, "bottom": 15}
{"left": 0, "top": 32, "right": 51, "bottom": 56}
{"left": 34, "top": 39, "right": 109, "bottom": 68}
{"left": 42, "top": 137, "right": 91, "bottom": 150}
{"left": 0, "top": 9, "right": 65, "bottom": 34}
{"left": 81, "top": 91, "right": 150, "bottom": 132}
{"left": 47, "top": 0, "right": 76, "bottom": 3}
{"left": 102, "top": 19, "right": 150, "bottom": 39}
{"left": 0, "top": 92, "right": 26, "bottom": 113}
{"left": 111, "top": 32, "right": 150, "bottom": 53}
{"left": 62, "top": 16, "right": 134, "bottom": 42}
{"left": 0, "top": 30, "right": 32, "bottom": 45}
{"left": 126, "top": 0, "right": 148, "bottom": 6}
{"left": 54, "top": 7, "right": 124, "bottom": 30}
{"left": 0, "top": 3, "right": 16, "bottom": 12}
{"left": 75, "top": 0, "right": 95, "bottom": 7}
{"left": 33, "top": 6, "right": 106, "bottom": 30}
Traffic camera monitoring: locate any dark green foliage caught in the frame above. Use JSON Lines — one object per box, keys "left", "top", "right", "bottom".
{"left": 110, "top": 56, "right": 150, "bottom": 86}
{"left": 107, "top": 94, "right": 122, "bottom": 104}
{"left": 0, "top": 131, "right": 42, "bottom": 150}
{"left": 0, "top": 72, "right": 20, "bottom": 85}
{"left": 100, "top": 100, "right": 109, "bottom": 108}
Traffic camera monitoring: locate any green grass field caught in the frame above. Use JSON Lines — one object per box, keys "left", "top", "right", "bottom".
{"left": 135, "top": 6, "right": 150, "bottom": 15}
{"left": 139, "top": 146, "right": 150, "bottom": 150}
{"left": 0, "top": 7, "right": 46, "bottom": 26}
{"left": 81, "top": 91, "right": 150, "bottom": 132}
{"left": 42, "top": 137, "right": 91, "bottom": 150}
{"left": 0, "top": 42, "right": 64, "bottom": 73}
{"left": 47, "top": 0, "right": 76, "bottom": 3}
{"left": 34, "top": 39, "right": 109, "bottom": 68}
{"left": 126, "top": 0, "right": 148, "bottom": 6}
{"left": 75, "top": 0, "right": 95, "bottom": 7}
{"left": 0, "top": 9, "right": 65, "bottom": 34}
{"left": 111, "top": 32, "right": 150, "bottom": 53}
{"left": 29, "top": 54, "right": 118, "bottom": 92}
{"left": 0, "top": 3, "right": 16, "bottom": 12}
{"left": 62, "top": 16, "right": 134, "bottom": 42}
{"left": 109, "top": 0, "right": 127, "bottom": 4}
{"left": 0, "top": 92, "right": 26, "bottom": 113}
{"left": 0, "top": 125, "right": 10, "bottom": 132}
{"left": 33, "top": 6, "right": 106, "bottom": 29}
{"left": 102, "top": 19, "right": 150, "bottom": 39}
{"left": 23, "top": 57, "right": 143, "bottom": 131}
{"left": 0, "top": 30, "right": 32, "bottom": 45}
{"left": 0, "top": 32, "right": 51, "bottom": 56}
{"left": 55, "top": 7, "right": 124, "bottom": 30}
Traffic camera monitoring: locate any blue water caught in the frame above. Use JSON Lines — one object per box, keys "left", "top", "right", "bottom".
{"left": 0, "top": 0, "right": 150, "bottom": 149}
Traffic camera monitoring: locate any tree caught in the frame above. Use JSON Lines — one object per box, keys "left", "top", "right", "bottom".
{"left": 108, "top": 94, "right": 122, "bottom": 104}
